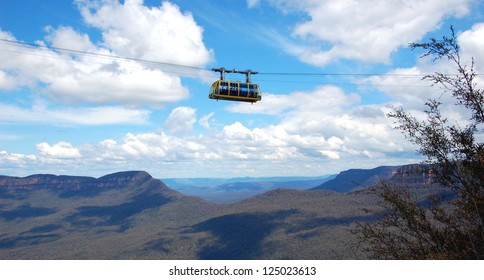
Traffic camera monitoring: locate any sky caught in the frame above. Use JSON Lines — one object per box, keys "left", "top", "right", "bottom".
{"left": 0, "top": 0, "right": 483, "bottom": 178}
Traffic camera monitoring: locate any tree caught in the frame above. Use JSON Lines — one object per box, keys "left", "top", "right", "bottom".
{"left": 353, "top": 27, "right": 484, "bottom": 259}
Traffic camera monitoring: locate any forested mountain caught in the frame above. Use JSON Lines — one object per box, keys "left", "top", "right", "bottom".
{"left": 0, "top": 164, "right": 434, "bottom": 259}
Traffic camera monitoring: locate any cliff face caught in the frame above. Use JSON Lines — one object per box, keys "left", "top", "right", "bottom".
{"left": 311, "top": 164, "right": 437, "bottom": 192}
{"left": 391, "top": 164, "right": 436, "bottom": 185}
{"left": 0, "top": 171, "right": 171, "bottom": 199}
{"left": 0, "top": 171, "right": 153, "bottom": 190}
{"left": 0, "top": 174, "right": 97, "bottom": 190}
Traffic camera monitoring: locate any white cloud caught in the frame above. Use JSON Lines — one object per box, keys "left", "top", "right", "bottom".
{"left": 0, "top": 101, "right": 150, "bottom": 125}
{"left": 225, "top": 84, "right": 414, "bottom": 164}
{"left": 264, "top": 0, "right": 471, "bottom": 66}
{"left": 0, "top": 101, "right": 417, "bottom": 177}
{"left": 199, "top": 112, "right": 215, "bottom": 129}
{"left": 0, "top": 150, "right": 36, "bottom": 163}
{"left": 0, "top": 70, "right": 17, "bottom": 90}
{"left": 76, "top": 0, "right": 213, "bottom": 66}
{"left": 36, "top": 142, "right": 82, "bottom": 159}
{"left": 0, "top": 62, "right": 424, "bottom": 178}
{"left": 0, "top": 28, "right": 191, "bottom": 106}
{"left": 459, "top": 23, "right": 484, "bottom": 73}
{"left": 121, "top": 132, "right": 165, "bottom": 157}
{"left": 319, "top": 150, "right": 340, "bottom": 160}
{"left": 44, "top": 25, "right": 97, "bottom": 52}
{"left": 44, "top": 58, "right": 190, "bottom": 105}
{"left": 91, "top": 130, "right": 208, "bottom": 162}
{"left": 164, "top": 106, "right": 197, "bottom": 135}
{"left": 227, "top": 85, "right": 360, "bottom": 115}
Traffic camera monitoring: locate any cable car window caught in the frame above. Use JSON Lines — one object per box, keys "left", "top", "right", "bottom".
{"left": 240, "top": 83, "right": 248, "bottom": 97}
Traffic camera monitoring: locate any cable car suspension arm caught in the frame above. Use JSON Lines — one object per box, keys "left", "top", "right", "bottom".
{"left": 212, "top": 67, "right": 258, "bottom": 83}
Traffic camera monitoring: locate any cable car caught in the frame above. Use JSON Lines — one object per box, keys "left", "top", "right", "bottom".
{"left": 209, "top": 68, "right": 262, "bottom": 103}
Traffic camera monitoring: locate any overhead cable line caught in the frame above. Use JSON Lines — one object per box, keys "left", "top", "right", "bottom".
{"left": 0, "top": 38, "right": 208, "bottom": 71}
{"left": 257, "top": 72, "right": 427, "bottom": 77}
{"left": 1, "top": 38, "right": 482, "bottom": 79}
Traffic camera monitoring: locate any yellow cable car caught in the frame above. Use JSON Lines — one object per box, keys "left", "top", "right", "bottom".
{"left": 209, "top": 68, "right": 262, "bottom": 103}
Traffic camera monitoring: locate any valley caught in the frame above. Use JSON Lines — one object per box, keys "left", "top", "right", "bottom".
{"left": 0, "top": 164, "right": 430, "bottom": 259}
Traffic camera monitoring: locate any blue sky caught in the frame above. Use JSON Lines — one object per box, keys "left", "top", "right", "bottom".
{"left": 1, "top": 0, "right": 483, "bottom": 178}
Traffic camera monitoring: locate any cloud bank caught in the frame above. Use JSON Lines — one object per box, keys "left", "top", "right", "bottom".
{"left": 0, "top": 0, "right": 213, "bottom": 110}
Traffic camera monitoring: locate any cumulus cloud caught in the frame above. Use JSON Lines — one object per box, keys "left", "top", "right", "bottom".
{"left": 71, "top": 83, "right": 412, "bottom": 175}
{"left": 92, "top": 130, "right": 208, "bottom": 162}
{"left": 44, "top": 25, "right": 97, "bottom": 52}
{"left": 76, "top": 0, "right": 213, "bottom": 66}
{"left": 36, "top": 142, "right": 82, "bottom": 159}
{"left": 164, "top": 106, "right": 197, "bottom": 135}
{"left": 459, "top": 23, "right": 484, "bottom": 73}
{"left": 0, "top": 103, "right": 415, "bottom": 177}
{"left": 227, "top": 85, "right": 360, "bottom": 115}
{"left": 226, "top": 84, "right": 413, "bottom": 163}
{"left": 0, "top": 150, "right": 36, "bottom": 163}
{"left": 0, "top": 26, "right": 190, "bottom": 106}
{"left": 44, "top": 58, "right": 189, "bottom": 105}
{"left": 262, "top": 0, "right": 471, "bottom": 66}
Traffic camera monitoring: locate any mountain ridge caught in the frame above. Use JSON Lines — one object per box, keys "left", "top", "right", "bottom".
{"left": 310, "top": 164, "right": 435, "bottom": 192}
{"left": 0, "top": 163, "right": 435, "bottom": 259}
{"left": 310, "top": 165, "right": 400, "bottom": 192}
{"left": 0, "top": 171, "right": 152, "bottom": 190}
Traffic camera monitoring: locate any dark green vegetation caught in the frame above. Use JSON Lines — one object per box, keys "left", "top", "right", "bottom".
{"left": 354, "top": 28, "right": 484, "bottom": 259}
{"left": 0, "top": 166, "right": 432, "bottom": 259}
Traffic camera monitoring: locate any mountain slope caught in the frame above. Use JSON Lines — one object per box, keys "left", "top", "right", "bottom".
{"left": 0, "top": 171, "right": 218, "bottom": 259}
{"left": 310, "top": 166, "right": 401, "bottom": 192}
{"left": 1, "top": 166, "right": 432, "bottom": 259}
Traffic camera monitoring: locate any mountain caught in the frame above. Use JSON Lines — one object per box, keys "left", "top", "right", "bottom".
{"left": 310, "top": 165, "right": 401, "bottom": 192}
{"left": 310, "top": 164, "right": 436, "bottom": 192}
{"left": 0, "top": 171, "right": 218, "bottom": 259}
{"left": 0, "top": 170, "right": 379, "bottom": 259}
{"left": 0, "top": 171, "right": 165, "bottom": 198}
{"left": 0, "top": 164, "right": 436, "bottom": 259}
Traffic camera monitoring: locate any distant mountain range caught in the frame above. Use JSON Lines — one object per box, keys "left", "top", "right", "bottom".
{"left": 0, "top": 164, "right": 435, "bottom": 259}
{"left": 163, "top": 175, "right": 335, "bottom": 203}
{"left": 165, "top": 164, "right": 434, "bottom": 202}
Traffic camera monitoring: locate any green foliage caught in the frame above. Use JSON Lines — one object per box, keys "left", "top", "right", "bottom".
{"left": 354, "top": 27, "right": 484, "bottom": 259}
